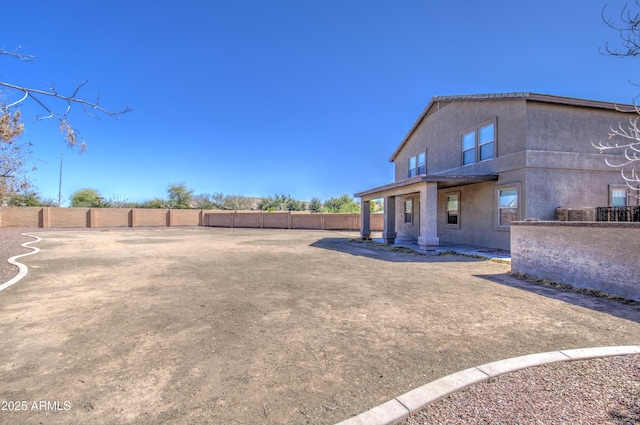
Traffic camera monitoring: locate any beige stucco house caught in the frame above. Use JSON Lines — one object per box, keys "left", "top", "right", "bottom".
{"left": 356, "top": 92, "right": 638, "bottom": 251}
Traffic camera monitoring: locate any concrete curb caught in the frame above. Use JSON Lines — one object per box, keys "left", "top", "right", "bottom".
{"left": 0, "top": 234, "right": 41, "bottom": 293}
{"left": 335, "top": 345, "right": 640, "bottom": 425}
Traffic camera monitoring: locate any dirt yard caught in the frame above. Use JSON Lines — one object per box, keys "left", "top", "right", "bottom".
{"left": 0, "top": 228, "right": 638, "bottom": 425}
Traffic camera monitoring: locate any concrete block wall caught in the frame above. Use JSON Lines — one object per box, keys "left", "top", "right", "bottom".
{"left": 50, "top": 208, "right": 90, "bottom": 228}
{"left": 203, "top": 211, "right": 383, "bottom": 231}
{"left": 323, "top": 213, "right": 360, "bottom": 230}
{"left": 262, "top": 212, "right": 290, "bottom": 229}
{"left": 134, "top": 209, "right": 169, "bottom": 226}
{"left": 169, "top": 209, "right": 202, "bottom": 226}
{"left": 292, "top": 213, "right": 323, "bottom": 229}
{"left": 205, "top": 211, "right": 233, "bottom": 227}
{"left": 511, "top": 221, "right": 640, "bottom": 301}
{"left": 0, "top": 207, "right": 384, "bottom": 232}
{"left": 233, "top": 212, "right": 262, "bottom": 228}
{"left": 94, "top": 208, "right": 132, "bottom": 227}
{"left": 0, "top": 207, "right": 42, "bottom": 227}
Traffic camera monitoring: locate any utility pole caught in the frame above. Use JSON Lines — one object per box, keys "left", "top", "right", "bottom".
{"left": 58, "top": 153, "right": 64, "bottom": 207}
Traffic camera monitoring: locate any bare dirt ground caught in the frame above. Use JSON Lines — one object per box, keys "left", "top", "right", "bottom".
{"left": 0, "top": 227, "right": 639, "bottom": 425}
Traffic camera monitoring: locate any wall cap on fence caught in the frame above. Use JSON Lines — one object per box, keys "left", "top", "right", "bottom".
{"left": 510, "top": 220, "right": 640, "bottom": 229}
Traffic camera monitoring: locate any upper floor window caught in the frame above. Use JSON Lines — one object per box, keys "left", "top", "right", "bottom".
{"left": 462, "top": 132, "right": 476, "bottom": 165}
{"left": 408, "top": 151, "right": 426, "bottom": 177}
{"left": 462, "top": 122, "right": 495, "bottom": 165}
{"left": 478, "top": 123, "right": 495, "bottom": 161}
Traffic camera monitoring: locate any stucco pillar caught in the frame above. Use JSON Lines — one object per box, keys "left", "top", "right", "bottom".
{"left": 360, "top": 200, "right": 371, "bottom": 239}
{"left": 382, "top": 196, "right": 396, "bottom": 244}
{"left": 418, "top": 182, "right": 439, "bottom": 247}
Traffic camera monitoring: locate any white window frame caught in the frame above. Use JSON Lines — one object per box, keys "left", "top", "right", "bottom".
{"left": 462, "top": 131, "right": 476, "bottom": 166}
{"left": 495, "top": 183, "right": 521, "bottom": 230}
{"left": 408, "top": 150, "right": 427, "bottom": 178}
{"left": 417, "top": 151, "right": 426, "bottom": 175}
{"left": 609, "top": 184, "right": 633, "bottom": 207}
{"left": 404, "top": 199, "right": 413, "bottom": 224}
{"left": 462, "top": 119, "right": 497, "bottom": 165}
{"left": 408, "top": 156, "right": 417, "bottom": 178}
{"left": 445, "top": 191, "right": 461, "bottom": 229}
{"left": 478, "top": 123, "right": 495, "bottom": 161}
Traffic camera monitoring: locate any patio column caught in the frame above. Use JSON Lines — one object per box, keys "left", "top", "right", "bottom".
{"left": 418, "top": 182, "right": 439, "bottom": 247}
{"left": 382, "top": 196, "right": 396, "bottom": 244}
{"left": 360, "top": 199, "right": 371, "bottom": 239}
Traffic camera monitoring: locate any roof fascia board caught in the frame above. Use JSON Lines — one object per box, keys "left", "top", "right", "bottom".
{"left": 527, "top": 93, "right": 637, "bottom": 112}
{"left": 388, "top": 99, "right": 438, "bottom": 162}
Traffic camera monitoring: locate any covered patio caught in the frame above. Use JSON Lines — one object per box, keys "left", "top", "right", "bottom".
{"left": 356, "top": 174, "right": 498, "bottom": 249}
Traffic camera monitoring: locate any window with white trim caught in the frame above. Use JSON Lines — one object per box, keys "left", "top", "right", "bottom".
{"left": 408, "top": 151, "right": 426, "bottom": 177}
{"left": 462, "top": 132, "right": 475, "bottom": 165}
{"left": 462, "top": 122, "right": 495, "bottom": 165}
{"left": 610, "top": 187, "right": 628, "bottom": 207}
{"left": 498, "top": 188, "right": 518, "bottom": 227}
{"left": 478, "top": 123, "right": 495, "bottom": 161}
{"left": 404, "top": 199, "right": 413, "bottom": 224}
{"left": 445, "top": 192, "right": 460, "bottom": 228}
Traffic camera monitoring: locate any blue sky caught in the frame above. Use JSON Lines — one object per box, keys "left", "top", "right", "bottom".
{"left": 1, "top": 0, "right": 638, "bottom": 204}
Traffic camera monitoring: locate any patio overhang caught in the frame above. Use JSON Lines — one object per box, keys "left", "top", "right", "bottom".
{"left": 355, "top": 174, "right": 499, "bottom": 199}
{"left": 356, "top": 174, "right": 498, "bottom": 248}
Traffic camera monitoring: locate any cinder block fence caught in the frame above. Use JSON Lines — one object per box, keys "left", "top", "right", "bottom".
{"left": 511, "top": 221, "right": 640, "bottom": 302}
{"left": 0, "top": 207, "right": 384, "bottom": 231}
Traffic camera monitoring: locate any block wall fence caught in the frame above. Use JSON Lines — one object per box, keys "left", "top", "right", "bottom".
{"left": 0, "top": 207, "right": 384, "bottom": 231}
{"left": 510, "top": 221, "right": 640, "bottom": 302}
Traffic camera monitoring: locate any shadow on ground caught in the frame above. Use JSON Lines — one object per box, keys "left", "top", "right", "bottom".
{"left": 310, "top": 238, "right": 485, "bottom": 263}
{"left": 475, "top": 273, "right": 640, "bottom": 324}
{"left": 312, "top": 237, "right": 640, "bottom": 325}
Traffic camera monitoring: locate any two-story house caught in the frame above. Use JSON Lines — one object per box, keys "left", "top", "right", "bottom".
{"left": 356, "top": 92, "right": 637, "bottom": 251}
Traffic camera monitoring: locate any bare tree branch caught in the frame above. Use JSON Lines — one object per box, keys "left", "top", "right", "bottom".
{"left": 0, "top": 81, "right": 132, "bottom": 119}
{"left": 0, "top": 47, "right": 131, "bottom": 201}
{"left": 596, "top": 3, "right": 640, "bottom": 197}
{"left": 601, "top": 1, "right": 640, "bottom": 57}
{"left": 593, "top": 117, "right": 640, "bottom": 191}
{"left": 0, "top": 46, "right": 35, "bottom": 62}
{"left": 0, "top": 49, "right": 132, "bottom": 150}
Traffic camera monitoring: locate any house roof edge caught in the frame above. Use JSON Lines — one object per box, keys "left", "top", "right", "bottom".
{"left": 388, "top": 92, "right": 637, "bottom": 162}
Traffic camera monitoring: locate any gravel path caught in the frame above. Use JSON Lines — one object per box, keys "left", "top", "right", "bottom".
{"left": 1, "top": 228, "right": 639, "bottom": 424}
{"left": 403, "top": 354, "right": 640, "bottom": 425}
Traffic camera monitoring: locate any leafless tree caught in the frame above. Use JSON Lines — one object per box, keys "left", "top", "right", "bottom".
{"left": 594, "top": 117, "right": 640, "bottom": 192}
{"left": 601, "top": 1, "right": 640, "bottom": 57}
{"left": 108, "top": 194, "right": 129, "bottom": 208}
{"left": 0, "top": 47, "right": 131, "bottom": 202}
{"left": 596, "top": 3, "right": 640, "bottom": 195}
{"left": 0, "top": 47, "right": 132, "bottom": 152}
